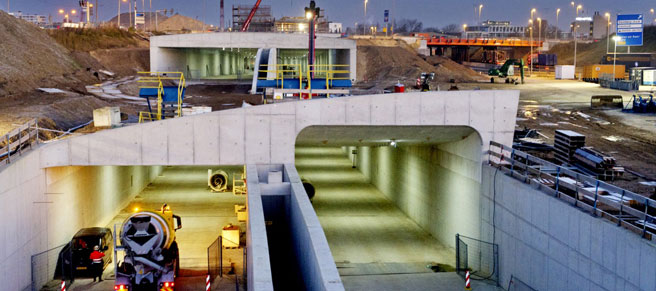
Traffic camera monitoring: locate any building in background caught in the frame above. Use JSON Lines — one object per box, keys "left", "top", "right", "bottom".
{"left": 274, "top": 12, "right": 331, "bottom": 33}
{"left": 464, "top": 20, "right": 526, "bottom": 38}
{"left": 10, "top": 12, "right": 47, "bottom": 27}
{"left": 329, "top": 23, "right": 342, "bottom": 34}
{"left": 232, "top": 5, "right": 274, "bottom": 32}
{"left": 571, "top": 12, "right": 608, "bottom": 40}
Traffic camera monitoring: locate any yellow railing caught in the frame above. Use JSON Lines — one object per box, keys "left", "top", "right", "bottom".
{"left": 256, "top": 64, "right": 350, "bottom": 90}
{"left": 137, "top": 72, "right": 186, "bottom": 122}
{"left": 257, "top": 64, "right": 303, "bottom": 90}
{"left": 308, "top": 64, "right": 350, "bottom": 90}
{"left": 138, "top": 111, "right": 158, "bottom": 123}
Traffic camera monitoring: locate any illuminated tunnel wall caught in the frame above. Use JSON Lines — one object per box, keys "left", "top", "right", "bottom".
{"left": 347, "top": 132, "right": 483, "bottom": 248}
{"left": 0, "top": 157, "right": 162, "bottom": 290}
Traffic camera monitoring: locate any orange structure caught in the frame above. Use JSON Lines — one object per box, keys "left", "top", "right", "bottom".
{"left": 427, "top": 37, "right": 543, "bottom": 48}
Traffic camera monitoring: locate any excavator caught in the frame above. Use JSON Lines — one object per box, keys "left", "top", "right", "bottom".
{"left": 488, "top": 59, "right": 525, "bottom": 84}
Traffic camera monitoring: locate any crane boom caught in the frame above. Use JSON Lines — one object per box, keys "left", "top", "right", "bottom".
{"left": 241, "top": 0, "right": 262, "bottom": 32}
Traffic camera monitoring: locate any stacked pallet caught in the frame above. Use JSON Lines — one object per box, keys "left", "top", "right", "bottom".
{"left": 554, "top": 130, "right": 585, "bottom": 165}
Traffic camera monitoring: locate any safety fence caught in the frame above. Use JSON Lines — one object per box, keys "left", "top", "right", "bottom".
{"left": 455, "top": 234, "right": 499, "bottom": 285}
{"left": 207, "top": 235, "right": 245, "bottom": 291}
{"left": 489, "top": 141, "right": 656, "bottom": 241}
{"left": 507, "top": 275, "right": 537, "bottom": 291}
{"left": 1, "top": 119, "right": 39, "bottom": 165}
{"left": 30, "top": 243, "right": 72, "bottom": 291}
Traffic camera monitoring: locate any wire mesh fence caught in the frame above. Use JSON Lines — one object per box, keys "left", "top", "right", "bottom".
{"left": 31, "top": 243, "right": 72, "bottom": 291}
{"left": 507, "top": 275, "right": 537, "bottom": 291}
{"left": 208, "top": 235, "right": 223, "bottom": 282}
{"left": 455, "top": 234, "right": 499, "bottom": 285}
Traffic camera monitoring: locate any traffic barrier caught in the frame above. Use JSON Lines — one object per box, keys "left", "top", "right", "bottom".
{"left": 465, "top": 270, "right": 471, "bottom": 290}
{"left": 206, "top": 274, "right": 211, "bottom": 291}
{"left": 61, "top": 280, "right": 66, "bottom": 291}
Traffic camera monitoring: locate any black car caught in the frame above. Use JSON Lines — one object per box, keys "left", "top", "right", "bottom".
{"left": 55, "top": 227, "right": 113, "bottom": 279}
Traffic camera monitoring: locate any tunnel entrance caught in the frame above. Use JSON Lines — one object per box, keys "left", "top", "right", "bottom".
{"left": 295, "top": 126, "right": 484, "bottom": 289}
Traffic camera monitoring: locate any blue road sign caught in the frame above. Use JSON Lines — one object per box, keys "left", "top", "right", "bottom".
{"left": 616, "top": 14, "right": 643, "bottom": 46}
{"left": 384, "top": 10, "right": 389, "bottom": 23}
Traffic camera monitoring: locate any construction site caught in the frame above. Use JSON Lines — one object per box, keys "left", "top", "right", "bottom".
{"left": 1, "top": 1, "right": 656, "bottom": 291}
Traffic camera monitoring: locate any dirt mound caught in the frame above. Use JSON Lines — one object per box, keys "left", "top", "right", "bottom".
{"left": 90, "top": 48, "right": 150, "bottom": 76}
{"left": 47, "top": 27, "right": 147, "bottom": 52}
{"left": 157, "top": 14, "right": 207, "bottom": 32}
{"left": 357, "top": 39, "right": 483, "bottom": 88}
{"left": 108, "top": 12, "right": 169, "bottom": 30}
{"left": 0, "top": 11, "right": 77, "bottom": 96}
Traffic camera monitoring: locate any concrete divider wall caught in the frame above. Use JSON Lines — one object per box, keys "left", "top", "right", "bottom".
{"left": 479, "top": 165, "right": 656, "bottom": 291}
{"left": 0, "top": 151, "right": 162, "bottom": 290}
{"left": 351, "top": 132, "right": 483, "bottom": 249}
{"left": 284, "top": 164, "right": 344, "bottom": 291}
{"left": 245, "top": 164, "right": 274, "bottom": 291}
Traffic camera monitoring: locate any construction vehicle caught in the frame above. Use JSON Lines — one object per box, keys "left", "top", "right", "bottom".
{"left": 114, "top": 204, "right": 181, "bottom": 291}
{"left": 241, "top": 0, "right": 262, "bottom": 31}
{"left": 488, "top": 59, "right": 524, "bottom": 84}
{"left": 415, "top": 72, "right": 435, "bottom": 91}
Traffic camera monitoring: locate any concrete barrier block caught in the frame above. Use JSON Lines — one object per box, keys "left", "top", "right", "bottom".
{"left": 39, "top": 141, "right": 69, "bottom": 168}
{"left": 141, "top": 120, "right": 168, "bottom": 165}
{"left": 445, "top": 92, "right": 470, "bottom": 125}
{"left": 419, "top": 93, "right": 445, "bottom": 125}
{"left": 296, "top": 101, "right": 322, "bottom": 132}
{"left": 270, "top": 116, "right": 296, "bottom": 164}
{"left": 245, "top": 115, "right": 271, "bottom": 164}
{"left": 370, "top": 94, "right": 396, "bottom": 125}
{"left": 469, "top": 91, "right": 494, "bottom": 134}
{"left": 168, "top": 119, "right": 194, "bottom": 165}
{"left": 69, "top": 135, "right": 89, "bottom": 165}
{"left": 219, "top": 112, "right": 245, "bottom": 165}
{"left": 320, "top": 98, "right": 347, "bottom": 125}
{"left": 639, "top": 244, "right": 656, "bottom": 291}
{"left": 345, "top": 96, "right": 371, "bottom": 125}
{"left": 395, "top": 94, "right": 421, "bottom": 125}
{"left": 193, "top": 114, "right": 220, "bottom": 165}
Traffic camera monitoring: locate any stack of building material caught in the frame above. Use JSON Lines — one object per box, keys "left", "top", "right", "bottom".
{"left": 554, "top": 130, "right": 585, "bottom": 165}
{"left": 573, "top": 147, "right": 625, "bottom": 180}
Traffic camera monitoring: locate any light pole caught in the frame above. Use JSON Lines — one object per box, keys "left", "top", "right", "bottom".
{"left": 463, "top": 24, "right": 467, "bottom": 39}
{"left": 605, "top": 13, "right": 611, "bottom": 54}
{"left": 58, "top": 9, "right": 65, "bottom": 22}
{"left": 479, "top": 4, "right": 483, "bottom": 23}
{"left": 556, "top": 8, "right": 561, "bottom": 40}
{"left": 529, "top": 19, "right": 533, "bottom": 76}
{"left": 364, "top": 0, "right": 368, "bottom": 35}
{"left": 155, "top": 9, "right": 166, "bottom": 31}
{"left": 651, "top": 9, "right": 654, "bottom": 25}
{"left": 573, "top": 4, "right": 582, "bottom": 70}
{"left": 612, "top": 36, "right": 621, "bottom": 80}
{"left": 538, "top": 17, "right": 542, "bottom": 49}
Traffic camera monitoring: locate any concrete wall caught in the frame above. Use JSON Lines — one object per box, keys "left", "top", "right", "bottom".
{"left": 151, "top": 32, "right": 358, "bottom": 81}
{"left": 479, "top": 165, "right": 656, "bottom": 291}
{"left": 0, "top": 151, "right": 162, "bottom": 290}
{"left": 245, "top": 164, "right": 274, "bottom": 291}
{"left": 37, "top": 91, "right": 519, "bottom": 168}
{"left": 351, "top": 132, "right": 483, "bottom": 248}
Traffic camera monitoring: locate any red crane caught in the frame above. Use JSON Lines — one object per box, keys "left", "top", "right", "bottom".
{"left": 241, "top": 0, "right": 262, "bottom": 32}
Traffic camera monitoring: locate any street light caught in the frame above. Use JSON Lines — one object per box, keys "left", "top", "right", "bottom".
{"left": 556, "top": 8, "right": 561, "bottom": 40}
{"left": 537, "top": 18, "right": 542, "bottom": 48}
{"left": 529, "top": 19, "right": 533, "bottom": 76}
{"left": 479, "top": 4, "right": 483, "bottom": 23}
{"left": 463, "top": 24, "right": 468, "bottom": 39}
{"left": 363, "top": 0, "right": 368, "bottom": 35}
{"left": 612, "top": 35, "right": 622, "bottom": 80}
{"left": 118, "top": 0, "right": 128, "bottom": 28}
{"left": 605, "top": 13, "right": 611, "bottom": 53}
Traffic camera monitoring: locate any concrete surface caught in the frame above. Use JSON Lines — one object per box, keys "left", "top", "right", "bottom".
{"left": 296, "top": 147, "right": 455, "bottom": 269}
{"left": 61, "top": 165, "right": 246, "bottom": 291}
{"left": 341, "top": 272, "right": 502, "bottom": 291}
{"left": 479, "top": 165, "right": 656, "bottom": 291}
{"left": 36, "top": 90, "right": 519, "bottom": 168}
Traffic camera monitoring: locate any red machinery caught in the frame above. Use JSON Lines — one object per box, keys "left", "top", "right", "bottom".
{"left": 241, "top": 0, "right": 262, "bottom": 32}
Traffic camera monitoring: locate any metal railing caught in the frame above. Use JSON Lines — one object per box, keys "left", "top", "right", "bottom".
{"left": 207, "top": 235, "right": 244, "bottom": 290}
{"left": 137, "top": 71, "right": 186, "bottom": 122}
{"left": 31, "top": 243, "right": 72, "bottom": 291}
{"left": 489, "top": 141, "right": 656, "bottom": 241}
{"left": 455, "top": 234, "right": 499, "bottom": 285}
{"left": 1, "top": 119, "right": 39, "bottom": 165}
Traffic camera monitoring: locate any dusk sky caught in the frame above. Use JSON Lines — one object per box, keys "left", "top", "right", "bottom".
{"left": 4, "top": 0, "right": 655, "bottom": 30}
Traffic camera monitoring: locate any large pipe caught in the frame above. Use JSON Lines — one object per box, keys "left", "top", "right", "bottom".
{"left": 209, "top": 170, "right": 229, "bottom": 192}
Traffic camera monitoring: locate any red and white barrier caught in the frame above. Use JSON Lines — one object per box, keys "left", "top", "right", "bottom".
{"left": 465, "top": 270, "right": 471, "bottom": 290}
{"left": 61, "top": 280, "right": 66, "bottom": 291}
{"left": 206, "top": 274, "right": 211, "bottom": 291}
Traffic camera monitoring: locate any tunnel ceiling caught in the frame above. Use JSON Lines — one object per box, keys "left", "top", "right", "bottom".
{"left": 295, "top": 126, "right": 477, "bottom": 147}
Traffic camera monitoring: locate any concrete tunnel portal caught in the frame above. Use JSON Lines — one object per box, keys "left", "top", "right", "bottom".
{"left": 294, "top": 125, "right": 485, "bottom": 286}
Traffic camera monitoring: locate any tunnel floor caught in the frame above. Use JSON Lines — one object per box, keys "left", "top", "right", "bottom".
{"left": 66, "top": 166, "right": 245, "bottom": 291}
{"left": 296, "top": 147, "right": 455, "bottom": 277}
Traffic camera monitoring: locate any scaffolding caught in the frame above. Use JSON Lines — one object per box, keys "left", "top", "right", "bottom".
{"left": 232, "top": 5, "right": 274, "bottom": 32}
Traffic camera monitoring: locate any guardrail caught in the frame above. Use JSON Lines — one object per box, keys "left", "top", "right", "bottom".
{"left": 455, "top": 234, "right": 499, "bottom": 285}
{"left": 489, "top": 141, "right": 656, "bottom": 241}
{"left": 0, "top": 119, "right": 39, "bottom": 165}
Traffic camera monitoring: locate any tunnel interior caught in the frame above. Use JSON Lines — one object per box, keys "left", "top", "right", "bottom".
{"left": 294, "top": 125, "right": 484, "bottom": 280}
{"left": 41, "top": 165, "right": 246, "bottom": 289}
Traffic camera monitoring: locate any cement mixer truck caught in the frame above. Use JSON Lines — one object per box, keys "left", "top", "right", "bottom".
{"left": 114, "top": 204, "right": 181, "bottom": 291}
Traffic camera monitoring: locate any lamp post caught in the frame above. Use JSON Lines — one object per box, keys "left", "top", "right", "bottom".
{"left": 612, "top": 36, "right": 621, "bottom": 80}
{"left": 58, "top": 9, "right": 65, "bottom": 22}
{"left": 573, "top": 4, "right": 582, "bottom": 70}
{"left": 651, "top": 8, "right": 654, "bottom": 24}
{"left": 538, "top": 17, "right": 542, "bottom": 48}
{"left": 478, "top": 4, "right": 483, "bottom": 23}
{"left": 529, "top": 19, "right": 533, "bottom": 76}
{"left": 463, "top": 24, "right": 467, "bottom": 39}
{"left": 556, "top": 8, "right": 561, "bottom": 40}
{"left": 305, "top": 1, "right": 320, "bottom": 79}
{"left": 605, "top": 12, "right": 611, "bottom": 54}
{"left": 364, "top": 0, "right": 368, "bottom": 35}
